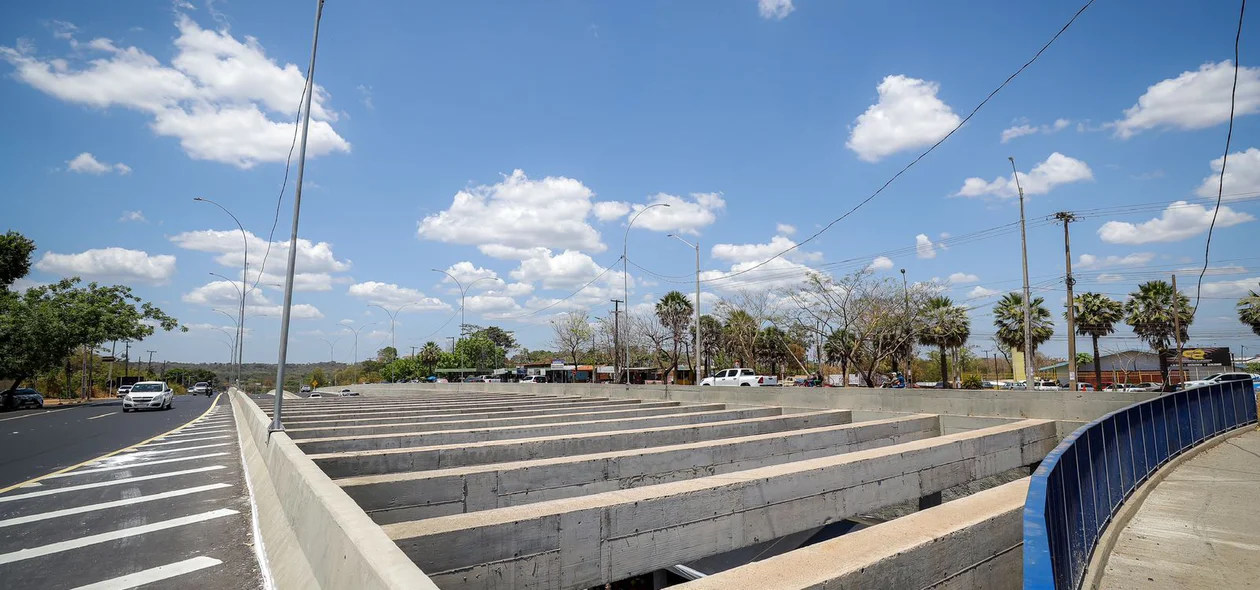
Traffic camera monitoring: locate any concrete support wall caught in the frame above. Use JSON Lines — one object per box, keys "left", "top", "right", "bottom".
{"left": 276, "top": 398, "right": 650, "bottom": 424}
{"left": 676, "top": 478, "right": 1030, "bottom": 590}
{"left": 295, "top": 407, "right": 779, "bottom": 454}
{"left": 311, "top": 410, "right": 852, "bottom": 479}
{"left": 338, "top": 382, "right": 1155, "bottom": 422}
{"left": 383, "top": 420, "right": 1056, "bottom": 590}
{"left": 229, "top": 391, "right": 439, "bottom": 590}
{"left": 339, "top": 414, "right": 942, "bottom": 523}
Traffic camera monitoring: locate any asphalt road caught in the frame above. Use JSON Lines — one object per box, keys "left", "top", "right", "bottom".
{"left": 0, "top": 394, "right": 217, "bottom": 491}
{"left": 0, "top": 393, "right": 263, "bottom": 589}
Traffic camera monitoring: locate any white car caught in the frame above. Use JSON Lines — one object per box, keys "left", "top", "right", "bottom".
{"left": 308, "top": 392, "right": 322, "bottom": 398}
{"left": 191, "top": 381, "right": 212, "bottom": 396}
{"left": 1182, "top": 372, "right": 1255, "bottom": 389}
{"left": 700, "top": 368, "right": 779, "bottom": 387}
{"left": 123, "top": 381, "right": 174, "bottom": 412}
{"left": 521, "top": 375, "right": 548, "bottom": 384}
{"left": 116, "top": 384, "right": 132, "bottom": 397}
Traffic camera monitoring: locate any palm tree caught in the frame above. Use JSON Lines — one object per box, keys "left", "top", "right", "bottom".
{"left": 656, "top": 291, "right": 694, "bottom": 380}
{"left": 723, "top": 309, "right": 758, "bottom": 368}
{"left": 993, "top": 292, "right": 1054, "bottom": 369}
{"left": 1072, "top": 292, "right": 1124, "bottom": 389}
{"left": 419, "top": 341, "right": 442, "bottom": 377}
{"left": 918, "top": 296, "right": 971, "bottom": 388}
{"left": 1125, "top": 280, "right": 1192, "bottom": 385}
{"left": 824, "top": 329, "right": 855, "bottom": 386}
{"left": 1239, "top": 285, "right": 1260, "bottom": 337}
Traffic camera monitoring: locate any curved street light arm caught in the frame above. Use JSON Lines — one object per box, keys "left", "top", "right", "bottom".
{"left": 622, "top": 202, "right": 670, "bottom": 384}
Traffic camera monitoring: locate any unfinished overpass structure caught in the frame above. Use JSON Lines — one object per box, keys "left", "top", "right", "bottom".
{"left": 233, "top": 384, "right": 1127, "bottom": 590}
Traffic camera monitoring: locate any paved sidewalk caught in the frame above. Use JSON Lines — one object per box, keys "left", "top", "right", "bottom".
{"left": 1096, "top": 428, "right": 1260, "bottom": 590}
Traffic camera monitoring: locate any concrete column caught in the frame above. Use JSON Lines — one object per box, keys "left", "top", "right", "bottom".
{"left": 918, "top": 491, "right": 942, "bottom": 510}
{"left": 652, "top": 569, "right": 669, "bottom": 589}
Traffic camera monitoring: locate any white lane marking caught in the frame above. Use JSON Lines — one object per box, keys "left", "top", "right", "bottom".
{"left": 125, "top": 443, "right": 231, "bottom": 457}
{"left": 0, "top": 483, "right": 231, "bottom": 528}
{"left": 0, "top": 466, "right": 225, "bottom": 502}
{"left": 0, "top": 509, "right": 238, "bottom": 565}
{"left": 46, "top": 453, "right": 229, "bottom": 478}
{"left": 159, "top": 429, "right": 229, "bottom": 439}
{"left": 70, "top": 556, "right": 224, "bottom": 590}
{"left": 87, "top": 413, "right": 114, "bottom": 421}
{"left": 146, "top": 435, "right": 229, "bottom": 446}
{"left": 19, "top": 482, "right": 42, "bottom": 488}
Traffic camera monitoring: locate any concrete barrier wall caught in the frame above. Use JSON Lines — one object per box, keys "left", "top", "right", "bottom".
{"left": 677, "top": 478, "right": 1030, "bottom": 589}
{"left": 336, "top": 383, "right": 1156, "bottom": 422}
{"left": 230, "top": 391, "right": 440, "bottom": 590}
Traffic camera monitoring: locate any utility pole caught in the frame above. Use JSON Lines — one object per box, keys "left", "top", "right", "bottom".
{"left": 1010, "top": 157, "right": 1035, "bottom": 389}
{"left": 146, "top": 350, "right": 156, "bottom": 374}
{"left": 123, "top": 341, "right": 131, "bottom": 379}
{"left": 271, "top": 0, "right": 325, "bottom": 432}
{"left": 1171, "top": 274, "right": 1187, "bottom": 386}
{"left": 1056, "top": 211, "right": 1079, "bottom": 392}
{"left": 411, "top": 345, "right": 417, "bottom": 359}
{"left": 447, "top": 336, "right": 456, "bottom": 353}
{"left": 611, "top": 299, "right": 622, "bottom": 385}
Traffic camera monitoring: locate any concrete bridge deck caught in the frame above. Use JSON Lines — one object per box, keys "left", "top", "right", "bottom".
{"left": 1092, "top": 428, "right": 1260, "bottom": 590}
{"left": 257, "top": 386, "right": 1062, "bottom": 589}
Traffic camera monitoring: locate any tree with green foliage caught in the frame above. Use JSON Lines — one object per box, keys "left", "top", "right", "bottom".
{"left": 308, "top": 368, "right": 327, "bottom": 388}
{"left": 455, "top": 335, "right": 502, "bottom": 372}
{"left": 1125, "top": 280, "right": 1192, "bottom": 385}
{"left": 468, "top": 325, "right": 518, "bottom": 352}
{"left": 824, "top": 329, "right": 855, "bottom": 384}
{"left": 0, "top": 232, "right": 183, "bottom": 406}
{"left": 1237, "top": 284, "right": 1260, "bottom": 337}
{"left": 693, "top": 314, "right": 724, "bottom": 377}
{"left": 551, "top": 309, "right": 592, "bottom": 366}
{"left": 993, "top": 292, "right": 1054, "bottom": 362}
{"left": 377, "top": 346, "right": 398, "bottom": 363}
{"left": 656, "top": 291, "right": 694, "bottom": 380}
{"left": 1072, "top": 292, "right": 1125, "bottom": 390}
{"left": 918, "top": 296, "right": 970, "bottom": 388}
{"left": 419, "top": 341, "right": 443, "bottom": 376}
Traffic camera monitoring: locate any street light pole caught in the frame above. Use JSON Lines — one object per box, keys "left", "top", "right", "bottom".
{"left": 368, "top": 303, "right": 417, "bottom": 351}
{"left": 430, "top": 270, "right": 496, "bottom": 338}
{"left": 320, "top": 335, "right": 341, "bottom": 385}
{"left": 623, "top": 203, "right": 670, "bottom": 385}
{"left": 195, "top": 199, "right": 249, "bottom": 390}
{"left": 667, "top": 234, "right": 701, "bottom": 385}
{"left": 343, "top": 322, "right": 378, "bottom": 384}
{"left": 1009, "top": 156, "right": 1035, "bottom": 390}
{"left": 271, "top": 0, "right": 325, "bottom": 433}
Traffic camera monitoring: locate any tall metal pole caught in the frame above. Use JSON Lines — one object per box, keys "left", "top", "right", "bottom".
{"left": 272, "top": 0, "right": 324, "bottom": 432}
{"left": 1010, "top": 157, "right": 1035, "bottom": 389}
{"left": 194, "top": 198, "right": 249, "bottom": 390}
{"left": 623, "top": 203, "right": 670, "bottom": 385}
{"left": 668, "top": 234, "right": 701, "bottom": 385}
{"left": 1171, "top": 274, "right": 1187, "bottom": 386}
{"left": 1056, "top": 212, "right": 1079, "bottom": 391}
{"left": 431, "top": 270, "right": 495, "bottom": 339}
{"left": 610, "top": 299, "right": 622, "bottom": 384}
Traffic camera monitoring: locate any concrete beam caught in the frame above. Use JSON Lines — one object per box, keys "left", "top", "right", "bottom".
{"left": 285, "top": 403, "right": 728, "bottom": 439}
{"left": 282, "top": 400, "right": 682, "bottom": 429}
{"left": 339, "top": 414, "right": 941, "bottom": 523}
{"left": 275, "top": 398, "right": 649, "bottom": 424}
{"left": 311, "top": 410, "right": 851, "bottom": 478}
{"left": 295, "top": 407, "right": 780, "bottom": 454}
{"left": 382, "top": 419, "right": 1055, "bottom": 590}
{"left": 676, "top": 478, "right": 1030, "bottom": 590}
{"left": 267, "top": 397, "right": 620, "bottom": 419}
{"left": 266, "top": 395, "right": 576, "bottom": 414}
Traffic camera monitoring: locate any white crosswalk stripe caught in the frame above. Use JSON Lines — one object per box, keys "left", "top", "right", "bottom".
{"left": 46, "top": 453, "right": 229, "bottom": 478}
{"left": 70, "top": 556, "right": 223, "bottom": 590}
{"left": 0, "top": 483, "right": 231, "bottom": 528}
{"left": 0, "top": 467, "right": 225, "bottom": 502}
{"left": 0, "top": 509, "right": 238, "bottom": 565}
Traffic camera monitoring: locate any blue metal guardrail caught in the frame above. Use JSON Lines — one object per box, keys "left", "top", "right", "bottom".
{"left": 1023, "top": 379, "right": 1258, "bottom": 589}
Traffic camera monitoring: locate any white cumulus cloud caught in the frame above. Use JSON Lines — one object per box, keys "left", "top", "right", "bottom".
{"left": 758, "top": 0, "right": 794, "bottom": 20}
{"left": 67, "top": 152, "right": 131, "bottom": 175}
{"left": 710, "top": 234, "right": 820, "bottom": 264}
{"left": 1196, "top": 147, "right": 1260, "bottom": 199}
{"left": 915, "top": 234, "right": 936, "bottom": 259}
{"left": 347, "top": 281, "right": 450, "bottom": 311}
{"left": 1075, "top": 252, "right": 1155, "bottom": 270}
{"left": 1000, "top": 118, "right": 1070, "bottom": 143}
{"left": 35, "top": 247, "right": 176, "bottom": 284}
{"left": 625, "top": 192, "right": 726, "bottom": 235}
{"left": 436, "top": 262, "right": 500, "bottom": 288}
{"left": 868, "top": 256, "right": 894, "bottom": 271}
{"left": 418, "top": 169, "right": 606, "bottom": 255}
{"left": 592, "top": 201, "right": 631, "bottom": 222}
{"left": 0, "top": 14, "right": 350, "bottom": 168}
{"left": 956, "top": 152, "right": 1093, "bottom": 198}
{"left": 846, "top": 75, "right": 961, "bottom": 163}
{"left": 947, "top": 272, "right": 979, "bottom": 284}
{"left": 1097, "top": 202, "right": 1254, "bottom": 244}
{"left": 776, "top": 223, "right": 796, "bottom": 236}
{"left": 169, "top": 229, "right": 350, "bottom": 292}
{"left": 1113, "top": 61, "right": 1260, "bottom": 139}
{"left": 119, "top": 210, "right": 147, "bottom": 223}
{"left": 967, "top": 286, "right": 1000, "bottom": 299}
{"left": 1198, "top": 277, "right": 1260, "bottom": 297}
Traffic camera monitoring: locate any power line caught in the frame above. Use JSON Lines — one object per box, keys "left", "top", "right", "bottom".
{"left": 1194, "top": 0, "right": 1247, "bottom": 314}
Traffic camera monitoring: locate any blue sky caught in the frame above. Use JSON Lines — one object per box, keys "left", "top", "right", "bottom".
{"left": 2, "top": 0, "right": 1258, "bottom": 364}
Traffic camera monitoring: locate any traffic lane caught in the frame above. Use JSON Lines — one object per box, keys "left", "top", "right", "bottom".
{"left": 0, "top": 401, "right": 262, "bottom": 589}
{"left": 0, "top": 394, "right": 218, "bottom": 491}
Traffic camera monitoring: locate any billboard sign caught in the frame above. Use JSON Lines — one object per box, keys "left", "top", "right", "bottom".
{"left": 1159, "top": 347, "right": 1232, "bottom": 368}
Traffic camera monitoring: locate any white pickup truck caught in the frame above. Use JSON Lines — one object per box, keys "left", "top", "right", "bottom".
{"left": 699, "top": 368, "right": 778, "bottom": 387}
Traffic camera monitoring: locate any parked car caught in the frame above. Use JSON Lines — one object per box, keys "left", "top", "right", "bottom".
{"left": 116, "top": 384, "right": 132, "bottom": 397}
{"left": 1132, "top": 382, "right": 1163, "bottom": 392}
{"left": 339, "top": 388, "right": 360, "bottom": 397}
{"left": 1033, "top": 380, "right": 1062, "bottom": 391}
{"left": 11, "top": 388, "right": 44, "bottom": 409}
{"left": 300, "top": 385, "right": 312, "bottom": 393}
{"left": 521, "top": 375, "right": 548, "bottom": 384}
{"left": 699, "top": 368, "right": 779, "bottom": 387}
{"left": 1077, "top": 383, "right": 1095, "bottom": 391}
{"left": 308, "top": 392, "right": 322, "bottom": 398}
{"left": 1182, "top": 372, "right": 1256, "bottom": 389}
{"left": 123, "top": 381, "right": 174, "bottom": 412}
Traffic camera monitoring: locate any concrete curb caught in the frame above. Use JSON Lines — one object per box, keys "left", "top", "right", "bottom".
{"left": 1083, "top": 424, "right": 1256, "bottom": 590}
{"left": 230, "top": 390, "right": 439, "bottom": 590}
